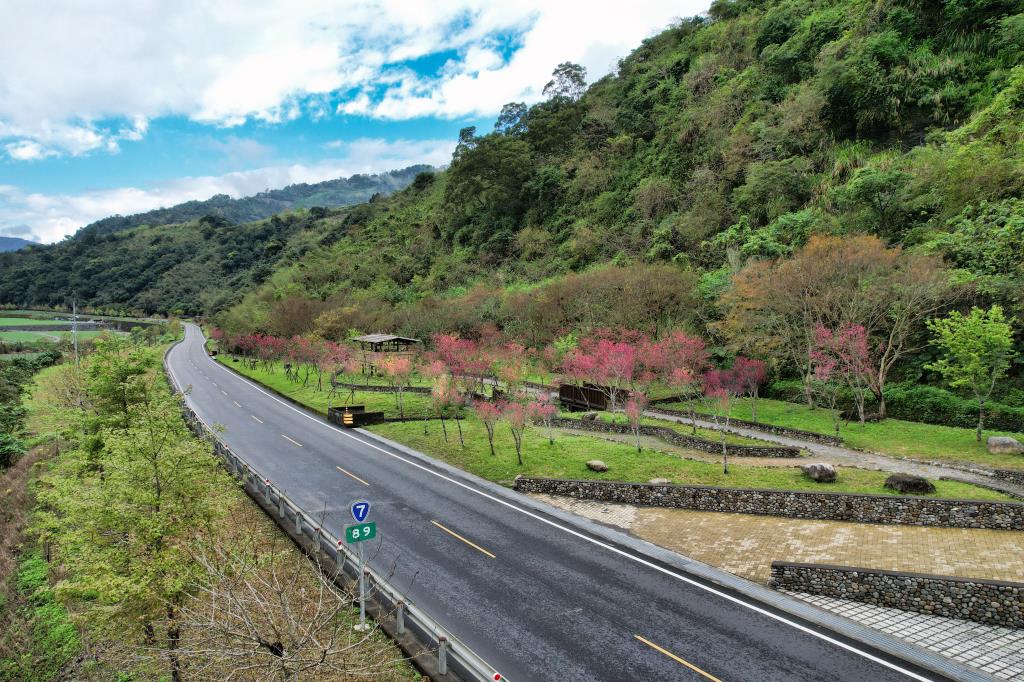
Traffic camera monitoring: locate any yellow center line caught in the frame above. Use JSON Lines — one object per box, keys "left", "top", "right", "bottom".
{"left": 251, "top": 415, "right": 263, "bottom": 423}
{"left": 430, "top": 520, "right": 496, "bottom": 559}
{"left": 634, "top": 635, "right": 722, "bottom": 681}
{"left": 282, "top": 434, "right": 303, "bottom": 447}
{"left": 336, "top": 466, "right": 370, "bottom": 486}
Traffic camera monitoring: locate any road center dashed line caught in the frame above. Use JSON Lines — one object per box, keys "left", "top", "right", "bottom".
{"left": 250, "top": 415, "right": 263, "bottom": 424}
{"left": 634, "top": 635, "right": 722, "bottom": 681}
{"left": 282, "top": 434, "right": 303, "bottom": 448}
{"left": 169, "top": 328, "right": 934, "bottom": 682}
{"left": 336, "top": 466, "right": 370, "bottom": 486}
{"left": 431, "top": 520, "right": 496, "bottom": 559}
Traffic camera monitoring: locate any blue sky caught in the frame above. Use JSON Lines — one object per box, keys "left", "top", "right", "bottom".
{"left": 0, "top": 1, "right": 707, "bottom": 243}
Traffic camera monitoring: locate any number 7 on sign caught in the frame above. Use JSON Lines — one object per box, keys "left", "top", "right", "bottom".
{"left": 350, "top": 499, "right": 371, "bottom": 523}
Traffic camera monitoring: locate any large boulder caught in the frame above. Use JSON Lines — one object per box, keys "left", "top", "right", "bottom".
{"left": 800, "top": 462, "right": 837, "bottom": 483}
{"left": 987, "top": 436, "right": 1024, "bottom": 455}
{"left": 580, "top": 411, "right": 600, "bottom": 422}
{"left": 884, "top": 473, "right": 936, "bottom": 495}
{"left": 586, "top": 460, "right": 609, "bottom": 472}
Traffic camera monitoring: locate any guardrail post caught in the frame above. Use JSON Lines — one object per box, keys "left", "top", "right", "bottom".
{"left": 437, "top": 636, "right": 448, "bottom": 675}
{"left": 294, "top": 509, "right": 302, "bottom": 534}
{"left": 395, "top": 600, "right": 405, "bottom": 634}
{"left": 262, "top": 479, "right": 271, "bottom": 503}
{"left": 277, "top": 496, "right": 286, "bottom": 518}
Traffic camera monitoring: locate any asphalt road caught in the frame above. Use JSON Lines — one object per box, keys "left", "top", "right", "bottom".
{"left": 168, "top": 324, "right": 948, "bottom": 682}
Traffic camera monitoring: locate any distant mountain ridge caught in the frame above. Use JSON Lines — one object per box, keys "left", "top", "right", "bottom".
{"left": 0, "top": 237, "right": 36, "bottom": 252}
{"left": 75, "top": 164, "right": 434, "bottom": 238}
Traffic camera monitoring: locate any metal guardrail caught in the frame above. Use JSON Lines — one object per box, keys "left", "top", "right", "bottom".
{"left": 163, "top": 340, "right": 505, "bottom": 682}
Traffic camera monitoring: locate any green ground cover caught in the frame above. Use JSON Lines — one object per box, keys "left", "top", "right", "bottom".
{"left": 658, "top": 398, "right": 1024, "bottom": 469}
{"left": 218, "top": 356, "right": 433, "bottom": 419}
{"left": 369, "top": 418, "right": 1010, "bottom": 500}
{"left": 0, "top": 330, "right": 117, "bottom": 343}
{"left": 218, "top": 357, "right": 1014, "bottom": 499}
{"left": 581, "top": 411, "right": 768, "bottom": 447}
{"left": 0, "top": 317, "right": 72, "bottom": 327}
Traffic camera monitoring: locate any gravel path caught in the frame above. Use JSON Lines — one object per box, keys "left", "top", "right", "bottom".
{"left": 644, "top": 410, "right": 1024, "bottom": 499}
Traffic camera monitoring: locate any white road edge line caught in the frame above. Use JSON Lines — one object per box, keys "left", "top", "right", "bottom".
{"left": 171, "top": 332, "right": 932, "bottom": 682}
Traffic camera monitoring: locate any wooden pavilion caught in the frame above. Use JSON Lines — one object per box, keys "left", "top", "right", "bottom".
{"left": 349, "top": 333, "right": 421, "bottom": 375}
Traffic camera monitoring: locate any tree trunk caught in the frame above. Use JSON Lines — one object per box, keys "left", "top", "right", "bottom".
{"left": 977, "top": 399, "right": 985, "bottom": 443}
{"left": 456, "top": 414, "right": 464, "bottom": 447}
{"left": 167, "top": 606, "right": 182, "bottom": 682}
{"left": 751, "top": 389, "right": 758, "bottom": 423}
{"left": 440, "top": 415, "right": 448, "bottom": 442}
{"left": 877, "top": 391, "right": 886, "bottom": 419}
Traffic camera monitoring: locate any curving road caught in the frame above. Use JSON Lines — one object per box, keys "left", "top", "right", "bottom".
{"left": 167, "top": 324, "right": 959, "bottom": 682}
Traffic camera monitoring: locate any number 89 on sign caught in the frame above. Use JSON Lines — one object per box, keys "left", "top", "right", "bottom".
{"left": 345, "top": 522, "right": 377, "bottom": 543}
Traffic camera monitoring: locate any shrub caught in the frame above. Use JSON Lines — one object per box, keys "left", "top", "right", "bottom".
{"left": 764, "top": 380, "right": 1024, "bottom": 432}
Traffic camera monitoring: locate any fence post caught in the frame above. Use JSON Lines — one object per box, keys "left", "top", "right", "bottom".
{"left": 395, "top": 600, "right": 405, "bottom": 634}
{"left": 437, "top": 636, "right": 448, "bottom": 675}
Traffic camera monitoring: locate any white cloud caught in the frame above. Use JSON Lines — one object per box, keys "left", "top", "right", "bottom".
{"left": 4, "top": 140, "right": 56, "bottom": 162}
{"left": 0, "top": 137, "right": 454, "bottom": 243}
{"left": 0, "top": 1, "right": 707, "bottom": 157}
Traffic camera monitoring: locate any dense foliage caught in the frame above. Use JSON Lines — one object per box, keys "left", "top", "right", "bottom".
{"left": 219, "top": 0, "right": 1023, "bottom": 343}
{"left": 0, "top": 352, "right": 60, "bottom": 468}
{"left": 0, "top": 167, "right": 429, "bottom": 316}
{"left": 1, "top": 0, "right": 1022, "bottom": 388}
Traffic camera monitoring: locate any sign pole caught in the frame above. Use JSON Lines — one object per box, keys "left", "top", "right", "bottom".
{"left": 357, "top": 540, "right": 367, "bottom": 630}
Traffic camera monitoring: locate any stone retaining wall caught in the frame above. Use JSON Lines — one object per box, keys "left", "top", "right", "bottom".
{"left": 514, "top": 476, "right": 1024, "bottom": 529}
{"left": 329, "top": 380, "right": 432, "bottom": 395}
{"left": 993, "top": 469, "right": 1024, "bottom": 486}
{"left": 769, "top": 562, "right": 1024, "bottom": 628}
{"left": 552, "top": 417, "right": 804, "bottom": 458}
{"left": 646, "top": 406, "right": 844, "bottom": 446}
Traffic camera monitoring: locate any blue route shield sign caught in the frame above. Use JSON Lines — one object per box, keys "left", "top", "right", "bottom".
{"left": 350, "top": 499, "right": 371, "bottom": 523}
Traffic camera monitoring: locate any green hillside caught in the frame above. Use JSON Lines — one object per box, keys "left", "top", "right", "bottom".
{"left": 72, "top": 165, "right": 432, "bottom": 238}
{"left": 218, "top": 0, "right": 1023, "bottom": 341}
{"left": 2, "top": 0, "right": 1022, "bottom": 341}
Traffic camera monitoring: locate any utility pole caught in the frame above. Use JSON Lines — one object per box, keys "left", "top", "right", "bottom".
{"left": 72, "top": 299, "right": 79, "bottom": 368}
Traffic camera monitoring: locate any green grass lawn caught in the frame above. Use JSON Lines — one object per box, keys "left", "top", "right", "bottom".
{"left": 217, "top": 357, "right": 1014, "bottom": 500}
{"left": 582, "top": 411, "right": 769, "bottom": 447}
{"left": 370, "top": 418, "right": 1011, "bottom": 500}
{"left": 0, "top": 316, "right": 73, "bottom": 327}
{"left": 218, "top": 356, "right": 433, "bottom": 419}
{"left": 0, "top": 330, "right": 115, "bottom": 343}
{"left": 657, "top": 397, "right": 1024, "bottom": 470}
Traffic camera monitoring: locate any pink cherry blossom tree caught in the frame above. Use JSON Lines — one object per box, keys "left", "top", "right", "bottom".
{"left": 475, "top": 400, "right": 503, "bottom": 457}
{"left": 701, "top": 368, "right": 743, "bottom": 474}
{"left": 503, "top": 401, "right": 528, "bottom": 465}
{"left": 527, "top": 397, "right": 558, "bottom": 445}
{"left": 732, "top": 356, "right": 768, "bottom": 422}
{"left": 624, "top": 392, "right": 648, "bottom": 453}
{"left": 380, "top": 355, "right": 415, "bottom": 420}
{"left": 813, "top": 324, "right": 873, "bottom": 425}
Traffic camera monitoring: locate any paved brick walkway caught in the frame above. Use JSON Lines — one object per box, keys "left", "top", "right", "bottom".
{"left": 531, "top": 494, "right": 1024, "bottom": 584}
{"left": 787, "top": 592, "right": 1024, "bottom": 681}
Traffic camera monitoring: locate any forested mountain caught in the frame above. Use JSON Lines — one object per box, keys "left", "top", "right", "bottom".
{"left": 74, "top": 165, "right": 432, "bottom": 238}
{"left": 2, "top": 0, "right": 1022, "bottom": 351}
{"left": 216, "top": 0, "right": 1023, "bottom": 341}
{"left": 0, "top": 237, "right": 35, "bottom": 252}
